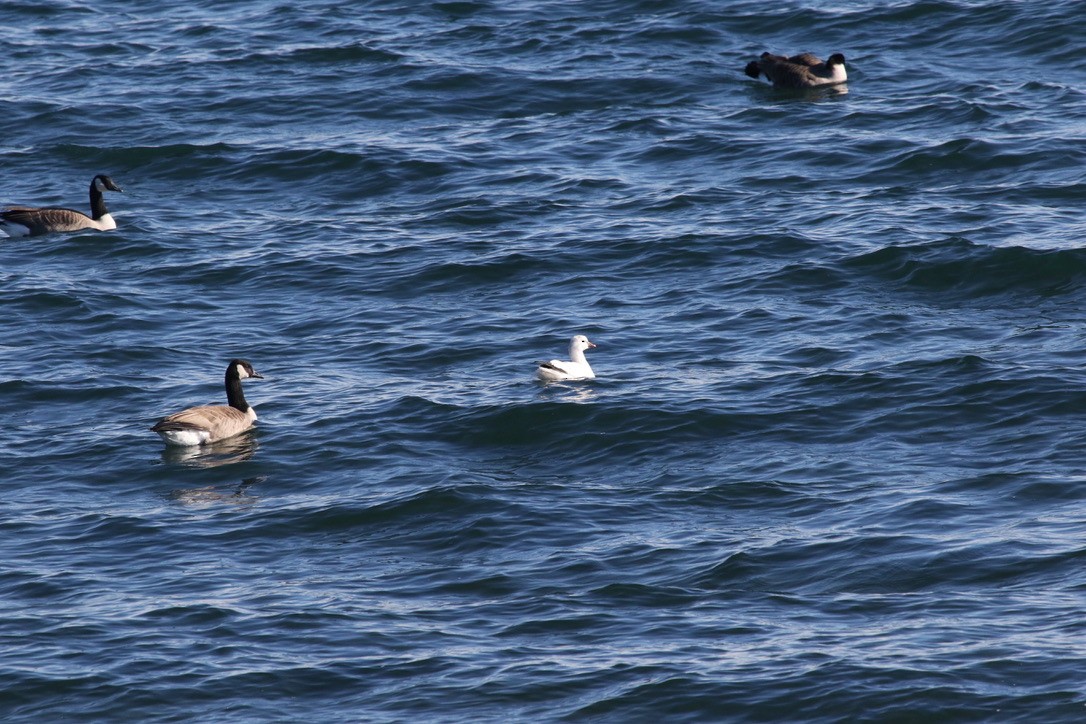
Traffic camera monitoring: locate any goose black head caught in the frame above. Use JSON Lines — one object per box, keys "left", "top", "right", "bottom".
{"left": 229, "top": 359, "right": 264, "bottom": 380}
{"left": 93, "top": 174, "right": 124, "bottom": 193}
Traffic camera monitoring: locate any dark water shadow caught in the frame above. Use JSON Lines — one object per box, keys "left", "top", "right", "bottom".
{"left": 749, "top": 82, "right": 850, "bottom": 102}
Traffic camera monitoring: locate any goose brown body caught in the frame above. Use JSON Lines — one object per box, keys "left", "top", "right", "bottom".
{"left": 743, "top": 52, "right": 847, "bottom": 88}
{"left": 0, "top": 174, "right": 124, "bottom": 237}
{"left": 152, "top": 359, "right": 263, "bottom": 447}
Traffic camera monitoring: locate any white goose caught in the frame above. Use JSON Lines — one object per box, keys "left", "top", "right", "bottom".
{"left": 743, "top": 52, "right": 847, "bottom": 88}
{"left": 0, "top": 174, "right": 124, "bottom": 237}
{"left": 151, "top": 359, "right": 264, "bottom": 447}
{"left": 536, "top": 335, "right": 597, "bottom": 381}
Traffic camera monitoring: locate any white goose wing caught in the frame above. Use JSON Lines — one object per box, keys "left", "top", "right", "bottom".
{"left": 539, "top": 359, "right": 575, "bottom": 374}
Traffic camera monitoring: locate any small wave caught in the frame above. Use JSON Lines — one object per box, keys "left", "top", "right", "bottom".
{"left": 845, "top": 238, "right": 1086, "bottom": 298}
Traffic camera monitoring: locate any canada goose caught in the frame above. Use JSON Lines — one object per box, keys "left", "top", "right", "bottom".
{"left": 151, "top": 359, "right": 264, "bottom": 447}
{"left": 744, "top": 52, "right": 847, "bottom": 88}
{"left": 0, "top": 174, "right": 124, "bottom": 237}
{"left": 536, "top": 335, "right": 597, "bottom": 381}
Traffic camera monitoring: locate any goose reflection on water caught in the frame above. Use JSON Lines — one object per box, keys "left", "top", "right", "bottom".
{"left": 170, "top": 476, "right": 266, "bottom": 507}
{"left": 163, "top": 437, "right": 263, "bottom": 505}
{"left": 160, "top": 435, "right": 259, "bottom": 468}
{"left": 537, "top": 382, "right": 598, "bottom": 404}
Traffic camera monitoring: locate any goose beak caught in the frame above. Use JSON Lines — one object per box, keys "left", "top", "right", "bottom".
{"left": 588, "top": 341, "right": 597, "bottom": 348}
{"left": 250, "top": 371, "right": 264, "bottom": 379}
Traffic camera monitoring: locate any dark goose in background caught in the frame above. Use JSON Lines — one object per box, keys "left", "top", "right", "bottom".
{"left": 744, "top": 52, "right": 847, "bottom": 88}
{"left": 0, "top": 174, "right": 124, "bottom": 237}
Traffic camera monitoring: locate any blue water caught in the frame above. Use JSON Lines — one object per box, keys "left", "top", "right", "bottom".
{"left": 2, "top": 1, "right": 1085, "bottom": 720}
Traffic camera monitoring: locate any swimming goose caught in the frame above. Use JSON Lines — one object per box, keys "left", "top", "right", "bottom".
{"left": 151, "top": 359, "right": 264, "bottom": 447}
{"left": 0, "top": 174, "right": 124, "bottom": 237}
{"left": 743, "top": 52, "right": 847, "bottom": 88}
{"left": 536, "top": 335, "right": 597, "bottom": 381}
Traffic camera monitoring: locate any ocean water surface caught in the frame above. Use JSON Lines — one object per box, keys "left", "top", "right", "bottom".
{"left": 2, "top": 0, "right": 1085, "bottom": 720}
